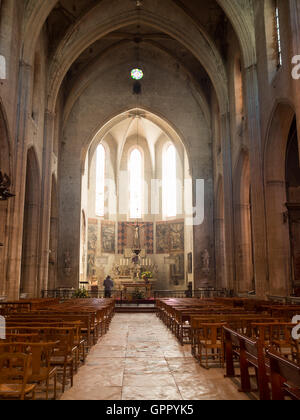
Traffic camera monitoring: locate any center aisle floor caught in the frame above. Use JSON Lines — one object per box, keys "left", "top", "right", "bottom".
{"left": 61, "top": 313, "right": 249, "bottom": 400}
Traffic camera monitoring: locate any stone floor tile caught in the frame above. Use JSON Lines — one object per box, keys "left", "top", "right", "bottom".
{"left": 60, "top": 313, "right": 250, "bottom": 401}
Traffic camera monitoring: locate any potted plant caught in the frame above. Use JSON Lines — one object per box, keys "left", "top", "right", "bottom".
{"left": 73, "top": 288, "right": 89, "bottom": 299}
{"left": 132, "top": 288, "right": 145, "bottom": 300}
{"left": 141, "top": 271, "right": 153, "bottom": 284}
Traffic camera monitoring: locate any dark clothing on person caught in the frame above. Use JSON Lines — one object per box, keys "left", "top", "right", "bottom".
{"left": 103, "top": 277, "right": 114, "bottom": 298}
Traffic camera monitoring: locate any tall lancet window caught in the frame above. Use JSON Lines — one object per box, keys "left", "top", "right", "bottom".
{"left": 95, "top": 144, "right": 105, "bottom": 217}
{"left": 163, "top": 144, "right": 177, "bottom": 218}
{"left": 275, "top": 1, "right": 282, "bottom": 68}
{"left": 129, "top": 148, "right": 142, "bottom": 219}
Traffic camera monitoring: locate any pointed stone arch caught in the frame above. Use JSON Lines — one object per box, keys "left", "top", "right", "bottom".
{"left": 216, "top": 0, "right": 256, "bottom": 67}
{"left": 264, "top": 101, "right": 296, "bottom": 296}
{"left": 46, "top": 1, "right": 228, "bottom": 113}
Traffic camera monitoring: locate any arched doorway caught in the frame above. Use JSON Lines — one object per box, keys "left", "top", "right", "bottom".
{"left": 285, "top": 118, "right": 300, "bottom": 296}
{"left": 265, "top": 103, "right": 295, "bottom": 296}
{"left": 20, "top": 147, "right": 40, "bottom": 297}
{"left": 234, "top": 151, "right": 254, "bottom": 293}
{"left": 48, "top": 175, "right": 58, "bottom": 291}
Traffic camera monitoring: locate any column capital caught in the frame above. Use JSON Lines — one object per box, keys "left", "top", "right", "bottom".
{"left": 19, "top": 60, "right": 32, "bottom": 71}
{"left": 234, "top": 204, "right": 251, "bottom": 210}
{"left": 266, "top": 180, "right": 286, "bottom": 187}
{"left": 245, "top": 63, "right": 257, "bottom": 73}
{"left": 45, "top": 109, "right": 56, "bottom": 120}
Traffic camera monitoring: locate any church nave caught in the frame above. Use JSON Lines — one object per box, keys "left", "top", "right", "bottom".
{"left": 61, "top": 314, "right": 249, "bottom": 401}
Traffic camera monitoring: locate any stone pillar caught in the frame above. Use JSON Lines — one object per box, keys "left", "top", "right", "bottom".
{"left": 289, "top": 0, "right": 300, "bottom": 157}
{"left": 58, "top": 146, "right": 82, "bottom": 289}
{"left": 244, "top": 64, "right": 268, "bottom": 298}
{"left": 215, "top": 217, "right": 226, "bottom": 289}
{"left": 6, "top": 61, "right": 33, "bottom": 300}
{"left": 37, "top": 110, "right": 55, "bottom": 296}
{"left": 220, "top": 112, "right": 235, "bottom": 291}
{"left": 234, "top": 203, "right": 253, "bottom": 292}
{"left": 266, "top": 180, "right": 291, "bottom": 296}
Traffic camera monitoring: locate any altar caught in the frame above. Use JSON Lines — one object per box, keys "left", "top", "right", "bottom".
{"left": 112, "top": 246, "right": 157, "bottom": 297}
{"left": 111, "top": 223, "right": 158, "bottom": 299}
{"left": 121, "top": 282, "right": 155, "bottom": 299}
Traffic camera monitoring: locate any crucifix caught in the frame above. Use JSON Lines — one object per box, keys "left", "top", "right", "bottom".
{"left": 124, "top": 220, "right": 147, "bottom": 256}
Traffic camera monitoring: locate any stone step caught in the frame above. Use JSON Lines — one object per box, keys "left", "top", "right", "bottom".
{"left": 115, "top": 307, "right": 157, "bottom": 313}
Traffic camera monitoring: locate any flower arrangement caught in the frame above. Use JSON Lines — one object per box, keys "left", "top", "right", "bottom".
{"left": 141, "top": 271, "right": 153, "bottom": 282}
{"left": 73, "top": 288, "right": 89, "bottom": 299}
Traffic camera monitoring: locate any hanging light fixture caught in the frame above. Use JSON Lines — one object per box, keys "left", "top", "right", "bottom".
{"left": 131, "top": 0, "right": 143, "bottom": 9}
{"left": 130, "top": 10, "right": 143, "bottom": 95}
{"left": 131, "top": 68, "right": 144, "bottom": 81}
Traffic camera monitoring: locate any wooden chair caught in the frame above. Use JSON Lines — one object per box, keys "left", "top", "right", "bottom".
{"left": 267, "top": 348, "right": 300, "bottom": 400}
{"left": 198, "top": 323, "right": 226, "bottom": 369}
{"left": 291, "top": 339, "right": 300, "bottom": 365}
{"left": 48, "top": 334, "right": 74, "bottom": 393}
{"left": 4, "top": 334, "right": 39, "bottom": 342}
{"left": 28, "top": 342, "right": 58, "bottom": 400}
{"left": 0, "top": 342, "right": 58, "bottom": 400}
{"left": 0, "top": 353, "right": 36, "bottom": 400}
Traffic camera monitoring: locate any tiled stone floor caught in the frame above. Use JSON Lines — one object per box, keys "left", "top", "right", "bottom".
{"left": 61, "top": 314, "right": 249, "bottom": 400}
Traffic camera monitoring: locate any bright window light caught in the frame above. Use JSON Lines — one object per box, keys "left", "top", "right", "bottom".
{"left": 163, "top": 144, "right": 177, "bottom": 218}
{"left": 95, "top": 144, "right": 105, "bottom": 217}
{"left": 129, "top": 148, "right": 142, "bottom": 219}
{"left": 275, "top": 3, "right": 282, "bottom": 67}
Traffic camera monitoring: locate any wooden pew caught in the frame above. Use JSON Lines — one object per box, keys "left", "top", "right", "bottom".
{"left": 267, "top": 348, "right": 300, "bottom": 400}
{"left": 224, "top": 326, "right": 271, "bottom": 400}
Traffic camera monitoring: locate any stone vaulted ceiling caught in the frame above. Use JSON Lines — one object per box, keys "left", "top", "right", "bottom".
{"left": 42, "top": 0, "right": 242, "bottom": 108}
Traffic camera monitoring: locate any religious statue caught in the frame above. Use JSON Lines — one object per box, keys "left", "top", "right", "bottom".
{"left": 64, "top": 251, "right": 72, "bottom": 277}
{"left": 201, "top": 249, "right": 210, "bottom": 271}
{"left": 112, "top": 264, "right": 121, "bottom": 277}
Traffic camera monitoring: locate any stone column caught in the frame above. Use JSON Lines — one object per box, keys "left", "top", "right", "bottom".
{"left": 244, "top": 64, "right": 268, "bottom": 298}
{"left": 266, "top": 180, "right": 291, "bottom": 296}
{"left": 37, "top": 110, "right": 55, "bottom": 296}
{"left": 6, "top": 61, "right": 33, "bottom": 300}
{"left": 58, "top": 146, "right": 82, "bottom": 289}
{"left": 289, "top": 0, "right": 300, "bottom": 155}
{"left": 220, "top": 112, "right": 235, "bottom": 291}
{"left": 234, "top": 203, "right": 253, "bottom": 293}
{"left": 215, "top": 217, "right": 226, "bottom": 289}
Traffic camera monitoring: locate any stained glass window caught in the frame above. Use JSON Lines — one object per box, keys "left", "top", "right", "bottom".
{"left": 131, "top": 68, "right": 144, "bottom": 80}
{"left": 95, "top": 144, "right": 105, "bottom": 217}
{"left": 163, "top": 145, "right": 177, "bottom": 218}
{"left": 275, "top": 1, "right": 282, "bottom": 67}
{"left": 129, "top": 149, "right": 142, "bottom": 219}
